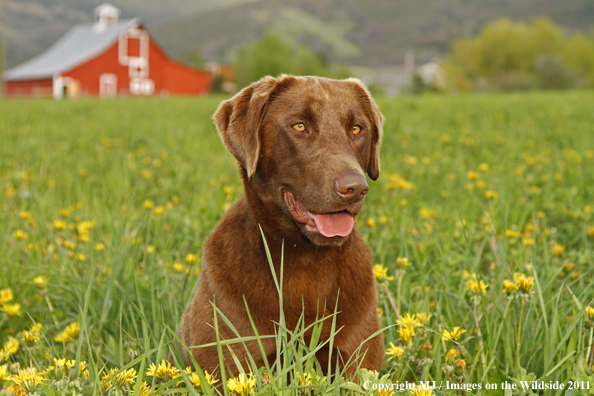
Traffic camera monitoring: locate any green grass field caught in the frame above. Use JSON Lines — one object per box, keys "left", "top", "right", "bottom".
{"left": 1, "top": 91, "right": 594, "bottom": 395}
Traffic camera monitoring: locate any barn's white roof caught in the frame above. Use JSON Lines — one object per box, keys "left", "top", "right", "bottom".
{"left": 3, "top": 18, "right": 140, "bottom": 81}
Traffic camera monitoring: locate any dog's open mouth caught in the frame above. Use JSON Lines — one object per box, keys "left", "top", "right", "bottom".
{"left": 283, "top": 190, "right": 354, "bottom": 238}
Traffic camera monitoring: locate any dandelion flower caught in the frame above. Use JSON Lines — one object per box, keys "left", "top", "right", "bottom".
{"left": 396, "top": 257, "right": 411, "bottom": 269}
{"left": 0, "top": 289, "right": 13, "bottom": 304}
{"left": 143, "top": 200, "right": 154, "bottom": 210}
{"left": 411, "top": 383, "right": 435, "bottom": 396}
{"left": 53, "top": 220, "right": 66, "bottom": 231}
{"left": 153, "top": 206, "right": 164, "bottom": 216}
{"left": 227, "top": 373, "right": 256, "bottom": 395}
{"left": 14, "top": 230, "right": 28, "bottom": 240}
{"left": 186, "top": 253, "right": 198, "bottom": 264}
{"left": 3, "top": 337, "right": 19, "bottom": 356}
{"left": 189, "top": 370, "right": 218, "bottom": 389}
{"left": 33, "top": 276, "right": 47, "bottom": 288}
{"left": 442, "top": 327, "right": 466, "bottom": 342}
{"left": 386, "top": 342, "right": 404, "bottom": 360}
{"left": 95, "top": 243, "right": 105, "bottom": 252}
{"left": 551, "top": 244, "right": 565, "bottom": 256}
{"left": 514, "top": 273, "right": 535, "bottom": 294}
{"left": 466, "top": 278, "right": 488, "bottom": 295}
{"left": 146, "top": 360, "right": 179, "bottom": 380}
{"left": 147, "top": 245, "right": 155, "bottom": 254}
{"left": 21, "top": 330, "right": 39, "bottom": 343}
{"left": 7, "top": 367, "right": 45, "bottom": 394}
{"left": 586, "top": 306, "right": 594, "bottom": 319}
{"left": 1, "top": 303, "right": 22, "bottom": 317}
{"left": 506, "top": 230, "right": 519, "bottom": 239}
{"left": 367, "top": 217, "right": 376, "bottom": 227}
{"left": 503, "top": 279, "right": 517, "bottom": 295}
{"left": 30, "top": 322, "right": 43, "bottom": 334}
{"left": 372, "top": 264, "right": 394, "bottom": 281}
{"left": 587, "top": 227, "right": 594, "bottom": 237}
{"left": 466, "top": 171, "right": 478, "bottom": 180}
{"left": 55, "top": 322, "right": 80, "bottom": 342}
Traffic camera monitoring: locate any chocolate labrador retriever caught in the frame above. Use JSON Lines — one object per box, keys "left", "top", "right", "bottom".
{"left": 176, "top": 75, "right": 384, "bottom": 376}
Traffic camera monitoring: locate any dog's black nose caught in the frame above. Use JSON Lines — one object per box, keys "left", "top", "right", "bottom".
{"left": 335, "top": 172, "right": 369, "bottom": 203}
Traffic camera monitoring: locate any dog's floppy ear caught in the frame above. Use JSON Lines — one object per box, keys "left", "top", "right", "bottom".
{"left": 213, "top": 76, "right": 279, "bottom": 180}
{"left": 346, "top": 78, "right": 384, "bottom": 181}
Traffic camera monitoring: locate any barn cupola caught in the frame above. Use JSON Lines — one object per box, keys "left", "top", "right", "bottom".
{"left": 93, "top": 3, "right": 121, "bottom": 31}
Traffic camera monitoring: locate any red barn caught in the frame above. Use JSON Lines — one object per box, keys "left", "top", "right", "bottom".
{"left": 2, "top": 3, "right": 211, "bottom": 98}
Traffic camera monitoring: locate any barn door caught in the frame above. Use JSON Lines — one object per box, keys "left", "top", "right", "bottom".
{"left": 119, "top": 27, "right": 154, "bottom": 95}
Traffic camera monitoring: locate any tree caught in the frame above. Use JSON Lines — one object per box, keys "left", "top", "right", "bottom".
{"left": 233, "top": 32, "right": 353, "bottom": 88}
{"left": 444, "top": 18, "right": 594, "bottom": 91}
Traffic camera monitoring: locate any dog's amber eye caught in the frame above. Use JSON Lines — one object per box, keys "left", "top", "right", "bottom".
{"left": 352, "top": 125, "right": 362, "bottom": 135}
{"left": 293, "top": 123, "right": 306, "bottom": 132}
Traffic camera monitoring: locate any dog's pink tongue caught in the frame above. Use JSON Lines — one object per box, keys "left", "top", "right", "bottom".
{"left": 311, "top": 212, "right": 354, "bottom": 238}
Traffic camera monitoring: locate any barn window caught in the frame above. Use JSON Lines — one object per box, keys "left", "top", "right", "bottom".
{"left": 100, "top": 74, "right": 117, "bottom": 97}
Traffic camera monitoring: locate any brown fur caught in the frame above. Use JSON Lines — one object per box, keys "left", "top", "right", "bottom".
{"left": 176, "top": 75, "right": 384, "bottom": 376}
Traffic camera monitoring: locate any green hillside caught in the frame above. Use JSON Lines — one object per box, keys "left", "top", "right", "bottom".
{"left": 150, "top": 0, "right": 594, "bottom": 67}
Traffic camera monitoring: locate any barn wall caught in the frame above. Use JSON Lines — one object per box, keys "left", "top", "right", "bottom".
{"left": 4, "top": 79, "right": 53, "bottom": 98}
{"left": 64, "top": 42, "right": 128, "bottom": 96}
{"left": 64, "top": 33, "right": 211, "bottom": 96}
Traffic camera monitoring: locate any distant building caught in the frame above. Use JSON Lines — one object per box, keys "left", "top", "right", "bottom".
{"left": 2, "top": 3, "right": 211, "bottom": 98}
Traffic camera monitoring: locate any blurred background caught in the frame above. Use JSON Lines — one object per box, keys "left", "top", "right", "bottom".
{"left": 1, "top": 0, "right": 594, "bottom": 97}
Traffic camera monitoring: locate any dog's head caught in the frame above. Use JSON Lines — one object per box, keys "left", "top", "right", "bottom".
{"left": 214, "top": 75, "right": 383, "bottom": 247}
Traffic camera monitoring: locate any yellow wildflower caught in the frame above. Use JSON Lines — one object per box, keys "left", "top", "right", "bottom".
{"left": 95, "top": 243, "right": 105, "bottom": 252}
{"left": 55, "top": 322, "right": 80, "bottom": 342}
{"left": 372, "top": 264, "right": 394, "bottom": 281}
{"left": 551, "top": 244, "right": 565, "bottom": 256}
{"left": 3, "top": 337, "right": 19, "bottom": 356}
{"left": 0, "top": 363, "right": 8, "bottom": 379}
{"left": 466, "top": 171, "right": 478, "bottom": 180}
{"left": 563, "top": 262, "right": 575, "bottom": 272}
{"left": 34, "top": 276, "right": 48, "bottom": 288}
{"left": 30, "top": 323, "right": 43, "bottom": 334}
{"left": 396, "top": 257, "right": 411, "bottom": 269}
{"left": 7, "top": 367, "right": 45, "bottom": 394}
{"left": 134, "top": 382, "right": 153, "bottom": 396}
{"left": 227, "top": 373, "right": 256, "bottom": 395}
{"left": 147, "top": 245, "right": 155, "bottom": 254}
{"left": 146, "top": 360, "right": 179, "bottom": 380}
{"left": 411, "top": 383, "right": 435, "bottom": 396}
{"left": 102, "top": 367, "right": 137, "bottom": 390}
{"left": 397, "top": 326, "right": 415, "bottom": 344}
{"left": 143, "top": 200, "right": 154, "bottom": 209}
{"left": 416, "top": 312, "right": 432, "bottom": 325}
{"left": 446, "top": 348, "right": 458, "bottom": 361}
{"left": 587, "top": 227, "right": 594, "bottom": 237}
{"left": 514, "top": 273, "right": 535, "bottom": 294}
{"left": 586, "top": 306, "right": 594, "bottom": 319}
{"left": 0, "top": 289, "right": 13, "bottom": 304}
{"left": 173, "top": 263, "right": 187, "bottom": 273}
{"left": 503, "top": 279, "right": 517, "bottom": 295}
{"left": 386, "top": 342, "right": 404, "bottom": 360}
{"left": 21, "top": 330, "right": 39, "bottom": 343}
{"left": 506, "top": 229, "right": 519, "bottom": 239}
{"left": 442, "top": 327, "right": 466, "bottom": 342}
{"left": 522, "top": 237, "right": 535, "bottom": 247}
{"left": 53, "top": 220, "right": 66, "bottom": 231}
{"left": 479, "top": 163, "right": 489, "bottom": 172}
{"left": 1, "top": 303, "right": 22, "bottom": 317}
{"left": 14, "top": 230, "right": 27, "bottom": 240}
{"left": 19, "top": 211, "right": 32, "bottom": 220}
{"left": 186, "top": 253, "right": 198, "bottom": 264}
{"left": 367, "top": 217, "right": 376, "bottom": 227}
{"left": 466, "top": 278, "right": 488, "bottom": 295}
{"left": 189, "top": 370, "right": 218, "bottom": 389}
{"left": 152, "top": 206, "right": 164, "bottom": 216}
